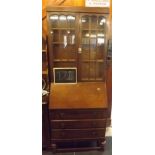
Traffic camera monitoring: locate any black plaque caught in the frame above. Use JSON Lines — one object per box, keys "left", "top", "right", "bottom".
{"left": 53, "top": 68, "right": 77, "bottom": 83}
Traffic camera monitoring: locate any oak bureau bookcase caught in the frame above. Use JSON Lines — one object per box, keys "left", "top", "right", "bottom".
{"left": 46, "top": 6, "right": 109, "bottom": 152}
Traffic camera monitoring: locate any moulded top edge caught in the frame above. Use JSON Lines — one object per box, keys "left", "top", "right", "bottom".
{"left": 46, "top": 6, "right": 109, "bottom": 14}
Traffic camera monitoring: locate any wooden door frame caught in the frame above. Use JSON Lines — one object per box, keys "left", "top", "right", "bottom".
{"left": 47, "top": 12, "right": 79, "bottom": 82}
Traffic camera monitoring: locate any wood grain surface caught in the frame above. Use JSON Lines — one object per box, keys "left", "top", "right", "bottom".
{"left": 49, "top": 82, "right": 108, "bottom": 109}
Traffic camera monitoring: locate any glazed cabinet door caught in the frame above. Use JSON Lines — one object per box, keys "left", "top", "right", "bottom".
{"left": 47, "top": 13, "right": 79, "bottom": 81}
{"left": 78, "top": 14, "right": 108, "bottom": 81}
{"left": 47, "top": 12, "right": 108, "bottom": 82}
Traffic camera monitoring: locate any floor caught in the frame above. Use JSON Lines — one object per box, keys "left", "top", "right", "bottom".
{"left": 43, "top": 127, "right": 112, "bottom": 155}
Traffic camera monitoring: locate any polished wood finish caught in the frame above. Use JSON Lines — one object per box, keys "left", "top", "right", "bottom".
{"left": 49, "top": 82, "right": 108, "bottom": 152}
{"left": 46, "top": 6, "right": 109, "bottom": 14}
{"left": 42, "top": 1, "right": 112, "bottom": 130}
{"left": 51, "top": 119, "right": 106, "bottom": 129}
{"left": 46, "top": 6, "right": 110, "bottom": 152}
{"left": 50, "top": 109, "right": 107, "bottom": 120}
{"left": 47, "top": 0, "right": 85, "bottom": 7}
{"left": 52, "top": 128, "right": 106, "bottom": 139}
{"left": 49, "top": 82, "right": 108, "bottom": 109}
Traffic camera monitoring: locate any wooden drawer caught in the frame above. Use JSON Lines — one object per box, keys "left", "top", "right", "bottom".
{"left": 51, "top": 128, "right": 106, "bottom": 139}
{"left": 50, "top": 109, "right": 107, "bottom": 120}
{"left": 51, "top": 119, "right": 106, "bottom": 129}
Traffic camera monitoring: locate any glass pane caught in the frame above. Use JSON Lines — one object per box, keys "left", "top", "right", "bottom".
{"left": 51, "top": 30, "right": 59, "bottom": 42}
{"left": 98, "top": 16, "right": 106, "bottom": 29}
{"left": 89, "top": 62, "right": 96, "bottom": 79}
{"left": 53, "top": 44, "right": 76, "bottom": 60}
{"left": 59, "top": 30, "right": 75, "bottom": 46}
{"left": 96, "top": 62, "right": 104, "bottom": 80}
{"left": 81, "top": 62, "right": 89, "bottom": 80}
{"left": 67, "top": 15, "right": 75, "bottom": 28}
{"left": 90, "top": 31, "right": 97, "bottom": 60}
{"left": 59, "top": 15, "right": 67, "bottom": 28}
{"left": 82, "top": 30, "right": 89, "bottom": 43}
{"left": 50, "top": 15, "right": 59, "bottom": 28}
{"left": 67, "top": 30, "right": 75, "bottom": 45}
{"left": 65, "top": 44, "right": 76, "bottom": 59}
{"left": 80, "top": 15, "right": 106, "bottom": 81}
{"left": 96, "top": 45, "right": 104, "bottom": 59}
{"left": 81, "top": 30, "right": 89, "bottom": 60}
{"left": 53, "top": 44, "right": 64, "bottom": 59}
{"left": 60, "top": 30, "right": 67, "bottom": 45}
{"left": 91, "top": 16, "right": 97, "bottom": 29}
{"left": 81, "top": 16, "right": 89, "bottom": 29}
{"left": 97, "top": 37, "right": 104, "bottom": 45}
{"left": 97, "top": 30, "right": 105, "bottom": 38}
{"left": 97, "top": 30, "right": 105, "bottom": 59}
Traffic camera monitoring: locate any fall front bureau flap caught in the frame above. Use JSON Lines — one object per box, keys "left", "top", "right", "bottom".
{"left": 49, "top": 82, "right": 108, "bottom": 109}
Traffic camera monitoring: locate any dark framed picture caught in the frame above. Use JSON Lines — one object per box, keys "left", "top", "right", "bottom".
{"left": 53, "top": 67, "right": 77, "bottom": 84}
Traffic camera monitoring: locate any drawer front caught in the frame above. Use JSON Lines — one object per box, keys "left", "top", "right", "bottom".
{"left": 51, "top": 119, "right": 106, "bottom": 129}
{"left": 51, "top": 128, "right": 106, "bottom": 139}
{"left": 50, "top": 109, "right": 107, "bottom": 120}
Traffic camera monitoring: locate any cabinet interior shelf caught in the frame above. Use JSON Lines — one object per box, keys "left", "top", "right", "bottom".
{"left": 52, "top": 42, "right": 75, "bottom": 45}
{"left": 53, "top": 59, "right": 76, "bottom": 62}
{"left": 51, "top": 28, "right": 75, "bottom": 30}
{"left": 53, "top": 59, "right": 103, "bottom": 63}
{"left": 81, "top": 60, "right": 104, "bottom": 62}
{"left": 81, "top": 28, "right": 104, "bottom": 31}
